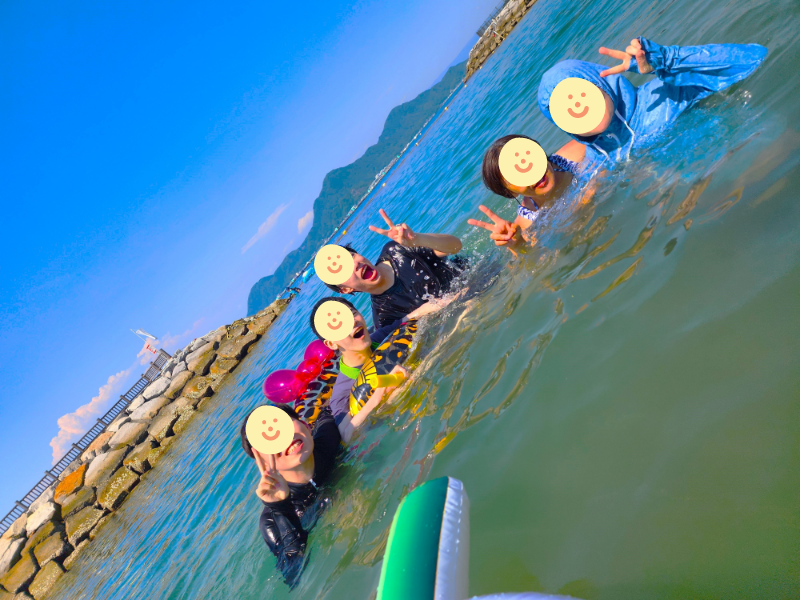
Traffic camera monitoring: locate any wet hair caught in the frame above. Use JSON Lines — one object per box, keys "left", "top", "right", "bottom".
{"left": 309, "top": 296, "right": 359, "bottom": 340}
{"left": 482, "top": 134, "right": 544, "bottom": 198}
{"left": 323, "top": 244, "right": 358, "bottom": 294}
{"left": 240, "top": 404, "right": 301, "bottom": 459}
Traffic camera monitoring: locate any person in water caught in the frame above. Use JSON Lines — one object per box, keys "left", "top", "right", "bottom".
{"left": 240, "top": 403, "right": 341, "bottom": 586}
{"left": 324, "top": 208, "right": 466, "bottom": 329}
{"left": 309, "top": 296, "right": 408, "bottom": 443}
{"left": 538, "top": 37, "right": 768, "bottom": 165}
{"left": 468, "top": 134, "right": 588, "bottom": 256}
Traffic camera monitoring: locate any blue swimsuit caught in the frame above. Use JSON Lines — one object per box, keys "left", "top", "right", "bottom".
{"left": 516, "top": 154, "right": 579, "bottom": 222}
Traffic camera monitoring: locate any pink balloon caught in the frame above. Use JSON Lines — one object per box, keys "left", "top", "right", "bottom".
{"left": 304, "top": 339, "right": 335, "bottom": 364}
{"left": 263, "top": 370, "right": 307, "bottom": 404}
{"left": 296, "top": 358, "right": 322, "bottom": 383}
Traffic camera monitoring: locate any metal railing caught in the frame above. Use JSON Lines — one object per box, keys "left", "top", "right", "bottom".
{"left": 476, "top": 0, "right": 513, "bottom": 36}
{"left": 0, "top": 349, "right": 171, "bottom": 535}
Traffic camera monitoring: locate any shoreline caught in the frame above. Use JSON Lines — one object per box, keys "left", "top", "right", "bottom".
{"left": 465, "top": 0, "right": 537, "bottom": 80}
{"left": 0, "top": 298, "right": 291, "bottom": 599}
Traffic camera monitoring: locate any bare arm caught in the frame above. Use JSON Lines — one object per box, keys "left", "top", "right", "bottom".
{"left": 337, "top": 365, "right": 408, "bottom": 444}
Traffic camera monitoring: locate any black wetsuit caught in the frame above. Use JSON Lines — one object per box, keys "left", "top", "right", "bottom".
{"left": 370, "top": 241, "right": 467, "bottom": 329}
{"left": 259, "top": 407, "right": 341, "bottom": 585}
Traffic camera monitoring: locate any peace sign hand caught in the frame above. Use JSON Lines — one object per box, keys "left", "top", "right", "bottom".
{"left": 468, "top": 206, "right": 524, "bottom": 252}
{"left": 369, "top": 209, "right": 416, "bottom": 247}
{"left": 598, "top": 38, "right": 653, "bottom": 77}
{"left": 254, "top": 451, "right": 290, "bottom": 503}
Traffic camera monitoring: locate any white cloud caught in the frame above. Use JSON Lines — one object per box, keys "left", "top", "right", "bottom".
{"left": 297, "top": 210, "right": 313, "bottom": 233}
{"left": 50, "top": 368, "right": 133, "bottom": 463}
{"left": 241, "top": 203, "right": 290, "bottom": 254}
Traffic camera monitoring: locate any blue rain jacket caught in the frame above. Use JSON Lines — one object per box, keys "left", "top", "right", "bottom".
{"left": 537, "top": 38, "right": 768, "bottom": 164}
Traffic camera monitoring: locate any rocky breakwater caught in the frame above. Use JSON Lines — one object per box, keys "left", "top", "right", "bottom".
{"left": 465, "top": 0, "right": 537, "bottom": 80}
{"left": 0, "top": 299, "right": 290, "bottom": 600}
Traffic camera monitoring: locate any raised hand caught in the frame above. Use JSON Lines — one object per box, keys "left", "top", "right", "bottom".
{"left": 254, "top": 451, "right": 290, "bottom": 503}
{"left": 369, "top": 209, "right": 416, "bottom": 247}
{"left": 468, "top": 205, "right": 524, "bottom": 252}
{"left": 598, "top": 38, "right": 653, "bottom": 77}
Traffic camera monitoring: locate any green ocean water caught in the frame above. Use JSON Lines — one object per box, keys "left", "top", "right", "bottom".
{"left": 49, "top": 0, "right": 800, "bottom": 598}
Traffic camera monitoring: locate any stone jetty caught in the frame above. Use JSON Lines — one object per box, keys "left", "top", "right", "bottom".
{"left": 465, "top": 0, "right": 537, "bottom": 80}
{"left": 0, "top": 299, "right": 290, "bottom": 599}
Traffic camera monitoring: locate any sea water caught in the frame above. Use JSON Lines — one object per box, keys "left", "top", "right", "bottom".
{"left": 49, "top": 0, "right": 800, "bottom": 598}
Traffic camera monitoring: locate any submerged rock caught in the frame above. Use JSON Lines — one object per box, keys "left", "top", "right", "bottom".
{"left": 28, "top": 560, "right": 64, "bottom": 599}
{"left": 65, "top": 507, "right": 104, "bottom": 547}
{"left": 97, "top": 468, "right": 139, "bottom": 511}
{"left": 62, "top": 539, "right": 89, "bottom": 571}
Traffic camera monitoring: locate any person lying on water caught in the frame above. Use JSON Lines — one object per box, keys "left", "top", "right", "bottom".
{"left": 310, "top": 296, "right": 409, "bottom": 443}
{"left": 468, "top": 134, "right": 589, "bottom": 256}
{"left": 240, "top": 404, "right": 340, "bottom": 586}
{"left": 539, "top": 37, "right": 768, "bottom": 165}
{"left": 324, "top": 209, "right": 467, "bottom": 329}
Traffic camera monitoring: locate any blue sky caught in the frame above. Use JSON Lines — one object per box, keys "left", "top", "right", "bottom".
{"left": 0, "top": 0, "right": 495, "bottom": 512}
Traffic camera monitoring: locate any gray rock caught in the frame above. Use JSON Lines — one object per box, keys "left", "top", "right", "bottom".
{"left": 33, "top": 532, "right": 70, "bottom": 567}
{"left": 164, "top": 370, "right": 193, "bottom": 400}
{"left": 148, "top": 412, "right": 178, "bottom": 443}
{"left": 25, "top": 502, "right": 57, "bottom": 534}
{"left": 1, "top": 515, "right": 26, "bottom": 541}
{"left": 171, "top": 361, "right": 187, "bottom": 376}
{"left": 0, "top": 538, "right": 24, "bottom": 575}
{"left": 189, "top": 337, "right": 210, "bottom": 352}
{"left": 106, "top": 415, "right": 130, "bottom": 433}
{"left": 108, "top": 421, "right": 149, "bottom": 449}
{"left": 0, "top": 551, "right": 36, "bottom": 593}
{"left": 127, "top": 394, "right": 146, "bottom": 413}
{"left": 185, "top": 342, "right": 214, "bottom": 365}
{"left": 84, "top": 448, "right": 129, "bottom": 487}
{"left": 187, "top": 345, "right": 216, "bottom": 376}
{"left": 142, "top": 377, "right": 170, "bottom": 400}
{"left": 128, "top": 396, "right": 170, "bottom": 422}
{"left": 27, "top": 487, "right": 54, "bottom": 513}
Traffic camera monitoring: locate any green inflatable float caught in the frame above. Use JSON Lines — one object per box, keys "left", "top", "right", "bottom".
{"left": 376, "top": 476, "right": 580, "bottom": 600}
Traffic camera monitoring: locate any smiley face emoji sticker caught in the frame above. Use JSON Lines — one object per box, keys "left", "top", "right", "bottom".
{"left": 312, "top": 299, "right": 355, "bottom": 342}
{"left": 314, "top": 245, "right": 355, "bottom": 286}
{"left": 498, "top": 138, "right": 548, "bottom": 188}
{"left": 245, "top": 405, "right": 295, "bottom": 455}
{"left": 549, "top": 77, "right": 606, "bottom": 135}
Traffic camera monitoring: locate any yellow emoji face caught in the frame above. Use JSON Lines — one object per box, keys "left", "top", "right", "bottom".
{"left": 314, "top": 245, "right": 355, "bottom": 286}
{"left": 245, "top": 405, "right": 295, "bottom": 455}
{"left": 549, "top": 78, "right": 606, "bottom": 135}
{"left": 312, "top": 300, "right": 355, "bottom": 342}
{"left": 498, "top": 138, "right": 548, "bottom": 188}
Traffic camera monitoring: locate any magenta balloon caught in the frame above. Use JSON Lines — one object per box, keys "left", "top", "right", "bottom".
{"left": 296, "top": 358, "right": 322, "bottom": 383}
{"left": 262, "top": 369, "right": 307, "bottom": 404}
{"left": 304, "top": 339, "right": 335, "bottom": 364}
